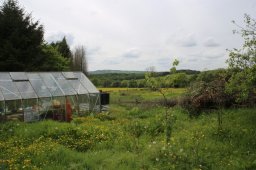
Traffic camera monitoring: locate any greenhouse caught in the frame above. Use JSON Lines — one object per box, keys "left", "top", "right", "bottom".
{"left": 0, "top": 72, "right": 102, "bottom": 122}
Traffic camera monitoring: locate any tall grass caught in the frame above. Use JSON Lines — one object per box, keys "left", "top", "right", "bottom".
{"left": 0, "top": 89, "right": 255, "bottom": 169}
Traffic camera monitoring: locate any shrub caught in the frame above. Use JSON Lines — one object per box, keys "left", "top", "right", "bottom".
{"left": 180, "top": 77, "right": 234, "bottom": 116}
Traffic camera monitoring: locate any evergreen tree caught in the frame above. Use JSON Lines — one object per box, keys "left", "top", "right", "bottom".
{"left": 52, "top": 36, "right": 72, "bottom": 59}
{"left": 37, "top": 44, "right": 70, "bottom": 71}
{"left": 0, "top": 0, "right": 44, "bottom": 71}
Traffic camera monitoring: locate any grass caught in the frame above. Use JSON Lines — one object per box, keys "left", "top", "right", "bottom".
{"left": 0, "top": 88, "right": 256, "bottom": 169}
{"left": 99, "top": 88, "right": 186, "bottom": 104}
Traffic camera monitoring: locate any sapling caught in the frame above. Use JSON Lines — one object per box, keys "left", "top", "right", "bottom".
{"left": 145, "top": 59, "right": 179, "bottom": 144}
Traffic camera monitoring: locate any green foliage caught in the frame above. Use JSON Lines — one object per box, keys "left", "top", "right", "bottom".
{"left": 196, "top": 69, "right": 226, "bottom": 82}
{"left": 145, "top": 71, "right": 158, "bottom": 90}
{"left": 0, "top": 0, "right": 44, "bottom": 71}
{"left": 35, "top": 44, "right": 70, "bottom": 71}
{"left": 226, "top": 14, "right": 256, "bottom": 102}
{"left": 89, "top": 69, "right": 199, "bottom": 88}
{"left": 1, "top": 105, "right": 256, "bottom": 169}
{"left": 170, "top": 58, "right": 179, "bottom": 74}
{"left": 166, "top": 73, "right": 189, "bottom": 88}
{"left": 51, "top": 36, "right": 72, "bottom": 59}
{"left": 0, "top": 89, "right": 256, "bottom": 169}
{"left": 181, "top": 74, "right": 233, "bottom": 116}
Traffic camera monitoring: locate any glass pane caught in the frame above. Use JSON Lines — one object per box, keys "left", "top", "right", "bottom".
{"left": 39, "top": 73, "right": 64, "bottom": 97}
{"left": 5, "top": 100, "right": 23, "bottom": 121}
{"left": 23, "top": 99, "right": 39, "bottom": 122}
{"left": 52, "top": 72, "right": 63, "bottom": 79}
{"left": 78, "top": 94, "right": 90, "bottom": 115}
{"left": 0, "top": 89, "right": 4, "bottom": 101}
{"left": 10, "top": 72, "right": 28, "bottom": 81}
{"left": 27, "top": 73, "right": 52, "bottom": 98}
{"left": 52, "top": 73, "right": 77, "bottom": 96}
{"left": 27, "top": 72, "right": 41, "bottom": 79}
{"left": 0, "top": 101, "right": 4, "bottom": 117}
{"left": 15, "top": 81, "right": 38, "bottom": 99}
{"left": 0, "top": 81, "right": 21, "bottom": 100}
{"left": 62, "top": 72, "right": 76, "bottom": 79}
{"left": 74, "top": 73, "right": 99, "bottom": 93}
{"left": 0, "top": 73, "right": 11, "bottom": 81}
{"left": 89, "top": 93, "right": 101, "bottom": 112}
{"left": 69, "top": 80, "right": 88, "bottom": 94}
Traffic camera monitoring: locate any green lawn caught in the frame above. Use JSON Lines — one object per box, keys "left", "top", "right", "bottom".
{"left": 0, "top": 88, "right": 255, "bottom": 169}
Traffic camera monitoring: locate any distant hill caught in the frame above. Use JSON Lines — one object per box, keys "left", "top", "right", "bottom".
{"left": 89, "top": 69, "right": 200, "bottom": 75}
{"left": 89, "top": 70, "right": 146, "bottom": 75}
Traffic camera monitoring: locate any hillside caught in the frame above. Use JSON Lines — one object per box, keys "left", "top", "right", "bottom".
{"left": 89, "top": 69, "right": 200, "bottom": 75}
{"left": 89, "top": 70, "right": 146, "bottom": 75}
{"left": 88, "top": 69, "right": 201, "bottom": 88}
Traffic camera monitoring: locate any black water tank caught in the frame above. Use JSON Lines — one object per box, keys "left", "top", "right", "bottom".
{"left": 101, "top": 92, "right": 110, "bottom": 105}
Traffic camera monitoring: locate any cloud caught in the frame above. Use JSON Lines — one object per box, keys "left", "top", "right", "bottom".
{"left": 122, "top": 48, "right": 141, "bottom": 59}
{"left": 166, "top": 33, "right": 197, "bottom": 47}
{"left": 188, "top": 58, "right": 199, "bottom": 62}
{"left": 46, "top": 32, "right": 75, "bottom": 46}
{"left": 177, "top": 34, "right": 197, "bottom": 47}
{"left": 203, "top": 37, "right": 220, "bottom": 47}
{"left": 190, "top": 50, "right": 225, "bottom": 60}
{"left": 157, "top": 57, "right": 171, "bottom": 68}
{"left": 204, "top": 52, "right": 224, "bottom": 59}
{"left": 87, "top": 46, "right": 101, "bottom": 55}
{"left": 103, "top": 57, "right": 122, "bottom": 65}
{"left": 17, "top": 0, "right": 254, "bottom": 71}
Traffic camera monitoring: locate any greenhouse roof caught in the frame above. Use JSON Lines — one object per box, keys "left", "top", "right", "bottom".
{"left": 0, "top": 72, "right": 99, "bottom": 101}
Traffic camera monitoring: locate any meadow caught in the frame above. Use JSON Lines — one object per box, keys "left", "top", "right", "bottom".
{"left": 0, "top": 88, "right": 256, "bottom": 169}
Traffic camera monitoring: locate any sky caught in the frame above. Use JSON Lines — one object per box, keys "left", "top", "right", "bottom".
{"left": 3, "top": 0, "right": 256, "bottom": 71}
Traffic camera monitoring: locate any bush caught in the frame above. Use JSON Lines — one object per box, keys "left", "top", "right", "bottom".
{"left": 180, "top": 78, "right": 234, "bottom": 116}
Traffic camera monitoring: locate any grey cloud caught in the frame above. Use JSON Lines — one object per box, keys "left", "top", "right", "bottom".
{"left": 181, "top": 40, "right": 197, "bottom": 47}
{"left": 122, "top": 48, "right": 141, "bottom": 59}
{"left": 188, "top": 58, "right": 199, "bottom": 62}
{"left": 17, "top": 0, "right": 254, "bottom": 71}
{"left": 190, "top": 51, "right": 225, "bottom": 60}
{"left": 46, "top": 32, "right": 75, "bottom": 46}
{"left": 157, "top": 57, "right": 171, "bottom": 68}
{"left": 178, "top": 34, "right": 197, "bottom": 47}
{"left": 166, "top": 33, "right": 197, "bottom": 47}
{"left": 204, "top": 53, "right": 224, "bottom": 59}
{"left": 203, "top": 37, "right": 220, "bottom": 47}
{"left": 104, "top": 57, "right": 122, "bottom": 65}
{"left": 87, "top": 46, "right": 101, "bottom": 55}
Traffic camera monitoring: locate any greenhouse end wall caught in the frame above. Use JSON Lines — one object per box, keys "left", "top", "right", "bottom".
{"left": 0, "top": 72, "right": 101, "bottom": 122}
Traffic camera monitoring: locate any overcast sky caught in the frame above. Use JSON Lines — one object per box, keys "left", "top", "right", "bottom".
{"left": 3, "top": 0, "right": 256, "bottom": 71}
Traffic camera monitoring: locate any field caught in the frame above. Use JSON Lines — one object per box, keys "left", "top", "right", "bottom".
{"left": 0, "top": 88, "right": 256, "bottom": 169}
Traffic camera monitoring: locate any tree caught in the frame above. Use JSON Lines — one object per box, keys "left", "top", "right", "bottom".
{"left": 226, "top": 14, "right": 256, "bottom": 102}
{"left": 51, "top": 37, "right": 72, "bottom": 59}
{"left": 145, "top": 66, "right": 157, "bottom": 90}
{"left": 121, "top": 80, "right": 129, "bottom": 87}
{"left": 145, "top": 59, "right": 179, "bottom": 144}
{"left": 0, "top": 0, "right": 44, "bottom": 71}
{"left": 35, "top": 44, "right": 70, "bottom": 71}
{"left": 72, "top": 45, "right": 88, "bottom": 75}
{"left": 170, "top": 59, "right": 179, "bottom": 73}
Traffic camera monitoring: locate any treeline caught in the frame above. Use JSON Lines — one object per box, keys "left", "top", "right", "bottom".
{"left": 0, "top": 0, "right": 86, "bottom": 73}
{"left": 89, "top": 70, "right": 202, "bottom": 88}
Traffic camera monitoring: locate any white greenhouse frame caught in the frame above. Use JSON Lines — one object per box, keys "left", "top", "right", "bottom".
{"left": 0, "top": 72, "right": 100, "bottom": 122}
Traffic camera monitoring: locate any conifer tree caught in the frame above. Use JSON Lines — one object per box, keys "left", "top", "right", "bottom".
{"left": 0, "top": 0, "right": 44, "bottom": 71}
